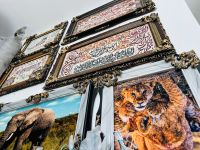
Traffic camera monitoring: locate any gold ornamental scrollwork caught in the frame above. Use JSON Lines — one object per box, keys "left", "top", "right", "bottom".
{"left": 135, "top": 0, "right": 155, "bottom": 15}
{"left": 26, "top": 92, "right": 49, "bottom": 104}
{"left": 30, "top": 70, "right": 43, "bottom": 80}
{"left": 73, "top": 81, "right": 89, "bottom": 94}
{"left": 73, "top": 70, "right": 121, "bottom": 94}
{"left": 145, "top": 0, "right": 155, "bottom": 11}
{"left": 142, "top": 13, "right": 158, "bottom": 23}
{"left": 54, "top": 21, "right": 66, "bottom": 29}
{"left": 165, "top": 50, "right": 200, "bottom": 69}
{"left": 154, "top": 39, "right": 174, "bottom": 52}
{"left": 60, "top": 46, "right": 69, "bottom": 54}
{"left": 161, "top": 39, "right": 173, "bottom": 49}
{"left": 46, "top": 74, "right": 58, "bottom": 85}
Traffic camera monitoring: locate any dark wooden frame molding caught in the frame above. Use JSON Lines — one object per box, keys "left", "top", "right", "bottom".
{"left": 45, "top": 13, "right": 175, "bottom": 90}
{"left": 0, "top": 46, "right": 59, "bottom": 96}
{"left": 14, "top": 21, "right": 68, "bottom": 61}
{"left": 63, "top": 0, "right": 155, "bottom": 44}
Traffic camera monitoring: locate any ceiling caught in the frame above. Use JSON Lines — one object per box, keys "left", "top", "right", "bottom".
{"left": 0, "top": 0, "right": 110, "bottom": 37}
{"left": 0, "top": 0, "right": 199, "bottom": 38}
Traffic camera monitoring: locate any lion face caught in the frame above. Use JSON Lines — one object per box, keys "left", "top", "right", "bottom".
{"left": 124, "top": 83, "right": 154, "bottom": 111}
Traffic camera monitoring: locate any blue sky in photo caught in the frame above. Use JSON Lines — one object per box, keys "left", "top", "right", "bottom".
{"left": 0, "top": 94, "right": 81, "bottom": 132}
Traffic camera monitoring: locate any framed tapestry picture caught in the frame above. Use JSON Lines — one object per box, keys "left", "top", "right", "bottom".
{"left": 113, "top": 59, "right": 200, "bottom": 149}
{"left": 14, "top": 21, "right": 68, "bottom": 60}
{"left": 0, "top": 93, "right": 81, "bottom": 150}
{"left": 0, "top": 48, "right": 58, "bottom": 96}
{"left": 45, "top": 13, "right": 175, "bottom": 90}
{"left": 63, "top": 0, "right": 155, "bottom": 44}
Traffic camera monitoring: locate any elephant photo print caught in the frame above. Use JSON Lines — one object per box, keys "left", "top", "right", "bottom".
{"left": 114, "top": 69, "right": 200, "bottom": 150}
{"left": 0, "top": 94, "right": 81, "bottom": 150}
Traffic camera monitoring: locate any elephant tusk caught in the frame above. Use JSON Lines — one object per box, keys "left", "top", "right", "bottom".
{"left": 6, "top": 133, "right": 14, "bottom": 141}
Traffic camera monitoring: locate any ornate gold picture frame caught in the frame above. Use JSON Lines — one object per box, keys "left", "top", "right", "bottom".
{"left": 0, "top": 47, "right": 58, "bottom": 96}
{"left": 63, "top": 0, "right": 155, "bottom": 44}
{"left": 45, "top": 13, "right": 175, "bottom": 90}
{"left": 14, "top": 21, "right": 68, "bottom": 60}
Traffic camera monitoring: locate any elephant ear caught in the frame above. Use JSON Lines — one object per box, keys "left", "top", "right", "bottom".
{"left": 20, "top": 108, "right": 44, "bottom": 130}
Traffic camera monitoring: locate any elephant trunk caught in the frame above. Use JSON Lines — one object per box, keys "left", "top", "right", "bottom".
{"left": 0, "top": 127, "right": 16, "bottom": 148}
{"left": 0, "top": 133, "right": 8, "bottom": 148}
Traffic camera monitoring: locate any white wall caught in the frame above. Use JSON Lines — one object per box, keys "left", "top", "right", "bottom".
{"left": 0, "top": 0, "right": 110, "bottom": 37}
{"left": 185, "top": 0, "right": 200, "bottom": 25}
{"left": 0, "top": 0, "right": 200, "bottom": 103}
{"left": 155, "top": 0, "right": 200, "bottom": 56}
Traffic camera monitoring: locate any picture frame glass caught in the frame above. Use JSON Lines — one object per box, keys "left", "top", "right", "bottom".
{"left": 1, "top": 55, "right": 49, "bottom": 88}
{"left": 114, "top": 69, "right": 200, "bottom": 149}
{"left": 24, "top": 29, "right": 61, "bottom": 55}
{"left": 73, "top": 0, "right": 141, "bottom": 34}
{"left": 59, "top": 24, "right": 156, "bottom": 78}
{"left": 0, "top": 94, "right": 81, "bottom": 149}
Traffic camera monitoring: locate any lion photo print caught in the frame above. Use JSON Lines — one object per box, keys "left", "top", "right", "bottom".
{"left": 114, "top": 69, "right": 200, "bottom": 150}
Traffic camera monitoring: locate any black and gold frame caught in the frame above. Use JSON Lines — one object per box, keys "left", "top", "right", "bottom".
{"left": 14, "top": 21, "right": 68, "bottom": 60}
{"left": 45, "top": 13, "right": 175, "bottom": 90}
{"left": 63, "top": 0, "right": 155, "bottom": 44}
{"left": 0, "top": 46, "right": 58, "bottom": 96}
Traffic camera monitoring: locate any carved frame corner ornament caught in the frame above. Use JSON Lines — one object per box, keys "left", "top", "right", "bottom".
{"left": 154, "top": 39, "right": 173, "bottom": 52}
{"left": 46, "top": 74, "right": 58, "bottom": 85}
{"left": 44, "top": 21, "right": 68, "bottom": 49}
{"left": 26, "top": 92, "right": 49, "bottom": 104}
{"left": 142, "top": 12, "right": 158, "bottom": 23}
{"left": 30, "top": 70, "right": 44, "bottom": 81}
{"left": 73, "top": 70, "right": 122, "bottom": 94}
{"left": 135, "top": 0, "right": 155, "bottom": 15}
{"left": 165, "top": 50, "right": 200, "bottom": 69}
{"left": 145, "top": 0, "right": 155, "bottom": 9}
{"left": 60, "top": 46, "right": 69, "bottom": 54}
